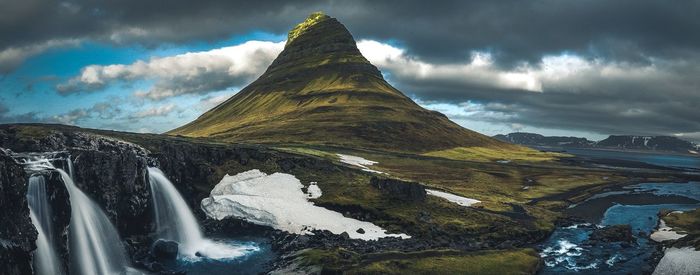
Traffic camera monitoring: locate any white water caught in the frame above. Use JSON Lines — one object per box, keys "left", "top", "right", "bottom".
{"left": 26, "top": 175, "right": 63, "bottom": 275}
{"left": 58, "top": 169, "right": 132, "bottom": 275}
{"left": 148, "top": 167, "right": 256, "bottom": 260}
{"left": 148, "top": 167, "right": 205, "bottom": 256}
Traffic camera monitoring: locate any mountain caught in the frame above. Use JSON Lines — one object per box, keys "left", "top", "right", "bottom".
{"left": 495, "top": 132, "right": 699, "bottom": 154}
{"left": 597, "top": 135, "right": 699, "bottom": 153}
{"left": 169, "top": 12, "right": 506, "bottom": 152}
{"left": 493, "top": 132, "right": 595, "bottom": 148}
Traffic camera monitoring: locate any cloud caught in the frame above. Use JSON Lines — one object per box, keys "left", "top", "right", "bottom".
{"left": 197, "top": 94, "right": 230, "bottom": 111}
{"left": 358, "top": 40, "right": 542, "bottom": 93}
{"left": 128, "top": 103, "right": 177, "bottom": 119}
{"left": 3, "top": 0, "right": 699, "bottom": 73}
{"left": 57, "top": 40, "right": 284, "bottom": 99}
{"left": 51, "top": 109, "right": 89, "bottom": 125}
{"left": 360, "top": 40, "right": 700, "bottom": 140}
{"left": 0, "top": 39, "right": 79, "bottom": 73}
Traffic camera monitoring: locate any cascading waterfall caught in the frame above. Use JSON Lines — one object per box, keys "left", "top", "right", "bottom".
{"left": 148, "top": 167, "right": 256, "bottom": 260}
{"left": 57, "top": 169, "right": 132, "bottom": 275}
{"left": 26, "top": 175, "right": 63, "bottom": 275}
{"left": 17, "top": 152, "right": 135, "bottom": 275}
{"left": 148, "top": 167, "right": 204, "bottom": 255}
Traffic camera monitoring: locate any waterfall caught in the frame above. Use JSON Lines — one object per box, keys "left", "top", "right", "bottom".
{"left": 26, "top": 175, "right": 63, "bottom": 275}
{"left": 148, "top": 167, "right": 256, "bottom": 260}
{"left": 148, "top": 167, "right": 204, "bottom": 256}
{"left": 66, "top": 157, "right": 74, "bottom": 180}
{"left": 15, "top": 153, "right": 140, "bottom": 274}
{"left": 57, "top": 169, "right": 132, "bottom": 275}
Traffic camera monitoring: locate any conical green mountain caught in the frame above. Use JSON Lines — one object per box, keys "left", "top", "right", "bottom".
{"left": 169, "top": 12, "right": 507, "bottom": 152}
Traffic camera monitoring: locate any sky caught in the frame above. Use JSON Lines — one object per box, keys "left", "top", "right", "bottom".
{"left": 1, "top": 0, "right": 700, "bottom": 142}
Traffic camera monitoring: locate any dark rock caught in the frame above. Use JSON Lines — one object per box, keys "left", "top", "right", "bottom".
{"left": 370, "top": 177, "right": 426, "bottom": 201}
{"left": 151, "top": 239, "right": 179, "bottom": 261}
{"left": 356, "top": 228, "right": 365, "bottom": 234}
{"left": 588, "top": 224, "right": 635, "bottom": 243}
{"left": 0, "top": 148, "right": 37, "bottom": 275}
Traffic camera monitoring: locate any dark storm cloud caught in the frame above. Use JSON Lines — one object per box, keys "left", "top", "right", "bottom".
{"left": 3, "top": 0, "right": 700, "bottom": 72}
{"left": 382, "top": 53, "right": 700, "bottom": 140}
{"left": 2, "top": 0, "right": 700, "bottom": 140}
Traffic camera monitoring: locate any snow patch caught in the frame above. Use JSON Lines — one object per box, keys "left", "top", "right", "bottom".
{"left": 337, "top": 154, "right": 384, "bottom": 174}
{"left": 653, "top": 247, "right": 700, "bottom": 275}
{"left": 426, "top": 189, "right": 481, "bottom": 207}
{"left": 200, "top": 169, "right": 409, "bottom": 241}
{"left": 306, "top": 182, "right": 322, "bottom": 199}
{"left": 651, "top": 219, "right": 687, "bottom": 242}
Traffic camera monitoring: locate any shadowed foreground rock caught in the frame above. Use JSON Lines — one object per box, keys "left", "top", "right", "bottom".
{"left": 370, "top": 177, "right": 426, "bottom": 202}
{"left": 0, "top": 149, "right": 37, "bottom": 275}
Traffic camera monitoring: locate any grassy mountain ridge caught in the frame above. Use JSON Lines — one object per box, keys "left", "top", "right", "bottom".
{"left": 169, "top": 12, "right": 511, "bottom": 153}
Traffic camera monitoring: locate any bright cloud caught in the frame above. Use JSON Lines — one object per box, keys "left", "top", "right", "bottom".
{"left": 129, "top": 103, "right": 177, "bottom": 119}
{"left": 357, "top": 40, "right": 543, "bottom": 92}
{"left": 57, "top": 40, "right": 285, "bottom": 99}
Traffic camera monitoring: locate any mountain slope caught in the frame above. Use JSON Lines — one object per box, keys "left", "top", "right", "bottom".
{"left": 169, "top": 12, "right": 507, "bottom": 152}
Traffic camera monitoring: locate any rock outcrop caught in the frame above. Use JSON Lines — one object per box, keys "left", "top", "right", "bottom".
{"left": 0, "top": 149, "right": 37, "bottom": 275}
{"left": 370, "top": 177, "right": 426, "bottom": 202}
{"left": 588, "top": 224, "right": 635, "bottom": 243}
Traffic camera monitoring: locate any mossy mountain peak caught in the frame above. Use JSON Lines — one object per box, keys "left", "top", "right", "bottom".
{"left": 169, "top": 13, "right": 506, "bottom": 152}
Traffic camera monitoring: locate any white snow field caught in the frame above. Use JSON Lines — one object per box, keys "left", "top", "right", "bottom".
{"left": 201, "top": 169, "right": 409, "bottom": 240}
{"left": 336, "top": 154, "right": 384, "bottom": 174}
{"left": 426, "top": 189, "right": 481, "bottom": 207}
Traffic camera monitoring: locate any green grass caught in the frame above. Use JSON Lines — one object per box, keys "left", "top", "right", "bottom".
{"left": 297, "top": 248, "right": 541, "bottom": 274}
{"left": 424, "top": 146, "right": 569, "bottom": 162}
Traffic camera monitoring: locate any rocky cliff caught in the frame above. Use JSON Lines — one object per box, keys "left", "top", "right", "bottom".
{"left": 0, "top": 149, "right": 37, "bottom": 275}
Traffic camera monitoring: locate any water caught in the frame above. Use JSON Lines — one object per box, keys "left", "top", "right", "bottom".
{"left": 149, "top": 167, "right": 205, "bottom": 256}
{"left": 539, "top": 182, "right": 700, "bottom": 274}
{"left": 26, "top": 175, "right": 63, "bottom": 275}
{"left": 27, "top": 175, "right": 55, "bottom": 247}
{"left": 163, "top": 237, "right": 274, "bottom": 275}
{"left": 59, "top": 169, "right": 134, "bottom": 275}
{"left": 16, "top": 153, "right": 135, "bottom": 275}
{"left": 544, "top": 147, "right": 700, "bottom": 170}
{"left": 148, "top": 167, "right": 263, "bottom": 262}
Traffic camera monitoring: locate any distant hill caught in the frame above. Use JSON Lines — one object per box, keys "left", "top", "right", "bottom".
{"left": 169, "top": 12, "right": 509, "bottom": 153}
{"left": 493, "top": 133, "right": 595, "bottom": 148}
{"left": 495, "top": 132, "right": 699, "bottom": 155}
{"left": 597, "top": 135, "right": 699, "bottom": 153}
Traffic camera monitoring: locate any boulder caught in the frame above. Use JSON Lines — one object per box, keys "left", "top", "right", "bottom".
{"left": 151, "top": 239, "right": 179, "bottom": 261}
{"left": 370, "top": 177, "right": 426, "bottom": 201}
{"left": 588, "top": 224, "right": 635, "bottom": 243}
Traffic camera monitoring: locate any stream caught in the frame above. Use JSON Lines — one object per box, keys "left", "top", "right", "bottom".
{"left": 538, "top": 181, "right": 700, "bottom": 274}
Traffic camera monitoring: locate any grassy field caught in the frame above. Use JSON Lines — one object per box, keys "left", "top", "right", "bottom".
{"left": 297, "top": 248, "right": 541, "bottom": 274}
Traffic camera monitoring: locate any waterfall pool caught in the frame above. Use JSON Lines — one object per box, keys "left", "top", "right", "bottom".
{"left": 161, "top": 236, "right": 276, "bottom": 275}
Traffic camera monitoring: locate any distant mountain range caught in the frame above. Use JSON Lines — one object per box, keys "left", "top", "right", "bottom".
{"left": 494, "top": 132, "right": 699, "bottom": 155}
